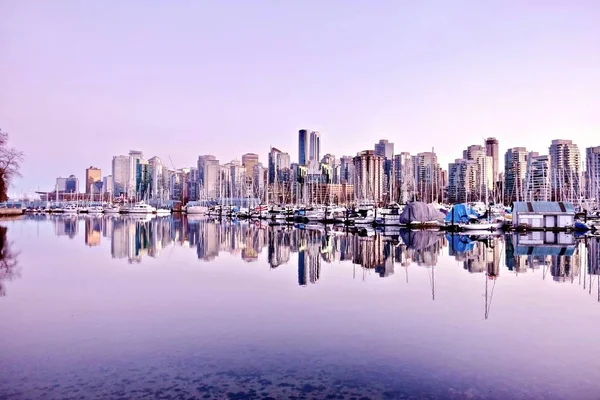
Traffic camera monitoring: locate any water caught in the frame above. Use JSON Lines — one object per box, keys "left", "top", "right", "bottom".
{"left": 1, "top": 214, "right": 600, "bottom": 399}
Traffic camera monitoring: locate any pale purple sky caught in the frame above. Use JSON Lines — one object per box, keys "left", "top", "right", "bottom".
{"left": 1, "top": 1, "right": 599, "bottom": 195}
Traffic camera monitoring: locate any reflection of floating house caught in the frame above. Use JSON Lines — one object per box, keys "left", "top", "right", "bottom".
{"left": 513, "top": 232, "right": 576, "bottom": 255}
{"left": 512, "top": 201, "right": 575, "bottom": 230}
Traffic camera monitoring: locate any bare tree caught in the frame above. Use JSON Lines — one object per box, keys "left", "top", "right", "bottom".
{"left": 0, "top": 129, "right": 24, "bottom": 201}
{"left": 0, "top": 226, "right": 20, "bottom": 296}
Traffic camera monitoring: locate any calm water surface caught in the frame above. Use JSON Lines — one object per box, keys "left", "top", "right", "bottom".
{"left": 1, "top": 214, "right": 600, "bottom": 399}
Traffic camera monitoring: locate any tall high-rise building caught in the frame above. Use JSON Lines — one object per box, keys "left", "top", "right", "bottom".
{"left": 241, "top": 153, "right": 259, "bottom": 178}
{"left": 549, "top": 139, "right": 580, "bottom": 201}
{"left": 112, "top": 155, "right": 129, "bottom": 197}
{"left": 298, "top": 129, "right": 320, "bottom": 171}
{"left": 414, "top": 152, "right": 442, "bottom": 203}
{"left": 127, "top": 150, "right": 144, "bottom": 199}
{"left": 463, "top": 145, "right": 493, "bottom": 201}
{"left": 309, "top": 131, "right": 320, "bottom": 170}
{"left": 188, "top": 167, "right": 199, "bottom": 201}
{"left": 353, "top": 150, "right": 384, "bottom": 203}
{"left": 148, "top": 156, "right": 168, "bottom": 200}
{"left": 504, "top": 147, "right": 529, "bottom": 203}
{"left": 102, "top": 175, "right": 114, "bottom": 198}
{"left": 65, "top": 175, "right": 79, "bottom": 193}
{"left": 252, "top": 163, "right": 266, "bottom": 198}
{"left": 448, "top": 159, "right": 477, "bottom": 203}
{"left": 298, "top": 129, "right": 309, "bottom": 166}
{"left": 339, "top": 156, "right": 355, "bottom": 185}
{"left": 374, "top": 140, "right": 394, "bottom": 200}
{"left": 525, "top": 152, "right": 550, "bottom": 201}
{"left": 55, "top": 177, "right": 67, "bottom": 192}
{"left": 393, "top": 152, "right": 415, "bottom": 203}
{"left": 197, "top": 155, "right": 220, "bottom": 199}
{"left": 268, "top": 147, "right": 291, "bottom": 183}
{"left": 85, "top": 166, "right": 101, "bottom": 194}
{"left": 485, "top": 137, "right": 499, "bottom": 185}
{"left": 585, "top": 146, "right": 600, "bottom": 201}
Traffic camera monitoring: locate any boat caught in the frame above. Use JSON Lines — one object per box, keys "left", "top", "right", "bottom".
{"left": 185, "top": 204, "right": 209, "bottom": 215}
{"left": 354, "top": 209, "right": 375, "bottom": 225}
{"left": 127, "top": 201, "right": 157, "bottom": 214}
{"left": 375, "top": 203, "right": 404, "bottom": 226}
{"left": 86, "top": 205, "right": 104, "bottom": 214}
{"left": 103, "top": 204, "right": 121, "bottom": 214}
{"left": 460, "top": 219, "right": 504, "bottom": 231}
{"left": 63, "top": 204, "right": 78, "bottom": 214}
{"left": 155, "top": 207, "right": 171, "bottom": 215}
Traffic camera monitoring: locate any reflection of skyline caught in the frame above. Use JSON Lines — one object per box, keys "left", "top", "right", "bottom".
{"left": 38, "top": 215, "right": 599, "bottom": 291}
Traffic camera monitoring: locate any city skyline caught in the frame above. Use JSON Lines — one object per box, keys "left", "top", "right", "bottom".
{"left": 3, "top": 2, "right": 599, "bottom": 196}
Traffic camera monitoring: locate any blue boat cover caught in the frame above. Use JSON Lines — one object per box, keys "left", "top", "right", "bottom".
{"left": 445, "top": 204, "right": 479, "bottom": 224}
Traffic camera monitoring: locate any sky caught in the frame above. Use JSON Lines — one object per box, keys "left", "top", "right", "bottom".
{"left": 1, "top": 0, "right": 599, "bottom": 196}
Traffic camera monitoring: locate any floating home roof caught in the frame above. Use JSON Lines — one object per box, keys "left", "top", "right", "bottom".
{"left": 514, "top": 245, "right": 576, "bottom": 256}
{"left": 513, "top": 201, "right": 575, "bottom": 214}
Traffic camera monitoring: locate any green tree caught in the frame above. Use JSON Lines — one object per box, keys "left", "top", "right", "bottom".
{"left": 0, "top": 129, "right": 24, "bottom": 201}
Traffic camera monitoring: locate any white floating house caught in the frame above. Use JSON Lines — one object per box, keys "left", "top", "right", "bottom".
{"left": 512, "top": 201, "right": 575, "bottom": 230}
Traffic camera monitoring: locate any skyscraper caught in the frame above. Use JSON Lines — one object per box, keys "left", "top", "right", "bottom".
{"left": 586, "top": 146, "right": 600, "bottom": 201}
{"left": 298, "top": 129, "right": 320, "bottom": 171}
{"left": 414, "top": 151, "right": 442, "bottom": 203}
{"left": 463, "top": 144, "right": 493, "bottom": 201}
{"left": 393, "top": 152, "right": 415, "bottom": 203}
{"left": 127, "top": 150, "right": 144, "bottom": 199}
{"left": 85, "top": 166, "right": 101, "bottom": 194}
{"left": 485, "top": 137, "right": 499, "bottom": 185}
{"left": 448, "top": 159, "right": 477, "bottom": 203}
{"left": 197, "top": 155, "right": 220, "bottom": 199}
{"left": 241, "top": 153, "right": 259, "bottom": 178}
{"left": 65, "top": 175, "right": 79, "bottom": 193}
{"left": 353, "top": 150, "right": 384, "bottom": 202}
{"left": 504, "top": 147, "right": 529, "bottom": 203}
{"left": 549, "top": 139, "right": 580, "bottom": 201}
{"left": 374, "top": 140, "right": 394, "bottom": 200}
{"left": 339, "top": 156, "right": 355, "bottom": 185}
{"left": 525, "top": 152, "right": 550, "bottom": 201}
{"left": 102, "top": 175, "right": 114, "bottom": 198}
{"left": 298, "top": 129, "right": 308, "bottom": 166}
{"left": 112, "top": 155, "right": 129, "bottom": 197}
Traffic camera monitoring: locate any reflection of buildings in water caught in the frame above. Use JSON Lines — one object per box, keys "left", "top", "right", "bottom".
{"left": 298, "top": 247, "right": 321, "bottom": 286}
{"left": 551, "top": 247, "right": 581, "bottom": 282}
{"left": 268, "top": 227, "right": 292, "bottom": 268}
{"left": 197, "top": 220, "right": 221, "bottom": 261}
{"left": 85, "top": 217, "right": 102, "bottom": 247}
{"left": 507, "top": 233, "right": 582, "bottom": 282}
{"left": 587, "top": 239, "right": 600, "bottom": 276}
{"left": 54, "top": 216, "right": 79, "bottom": 239}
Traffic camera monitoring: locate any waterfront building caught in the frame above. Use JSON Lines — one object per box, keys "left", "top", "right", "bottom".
{"left": 112, "top": 155, "right": 129, "bottom": 197}
{"left": 252, "top": 163, "right": 266, "bottom": 199}
{"left": 549, "top": 139, "right": 580, "bottom": 202}
{"left": 127, "top": 150, "right": 144, "bottom": 199}
{"left": 485, "top": 137, "right": 500, "bottom": 185}
{"left": 504, "top": 147, "right": 529, "bottom": 204}
{"left": 393, "top": 152, "right": 415, "bottom": 203}
{"left": 463, "top": 144, "right": 493, "bottom": 201}
{"left": 197, "top": 155, "right": 220, "bottom": 200}
{"left": 102, "top": 175, "right": 113, "bottom": 198}
{"left": 585, "top": 146, "right": 600, "bottom": 201}
{"left": 242, "top": 153, "right": 259, "bottom": 192}
{"left": 339, "top": 156, "right": 355, "bottom": 185}
{"left": 135, "top": 158, "right": 150, "bottom": 200}
{"left": 85, "top": 167, "right": 101, "bottom": 194}
{"left": 170, "top": 168, "right": 190, "bottom": 202}
{"left": 414, "top": 151, "right": 442, "bottom": 203}
{"left": 55, "top": 177, "right": 67, "bottom": 192}
{"left": 353, "top": 150, "right": 384, "bottom": 203}
{"left": 447, "top": 159, "right": 477, "bottom": 203}
{"left": 298, "top": 129, "right": 321, "bottom": 171}
{"left": 188, "top": 167, "right": 199, "bottom": 201}
{"left": 374, "top": 139, "right": 394, "bottom": 201}
{"left": 65, "top": 175, "right": 79, "bottom": 193}
{"left": 148, "top": 156, "right": 169, "bottom": 200}
{"left": 525, "top": 153, "right": 550, "bottom": 201}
